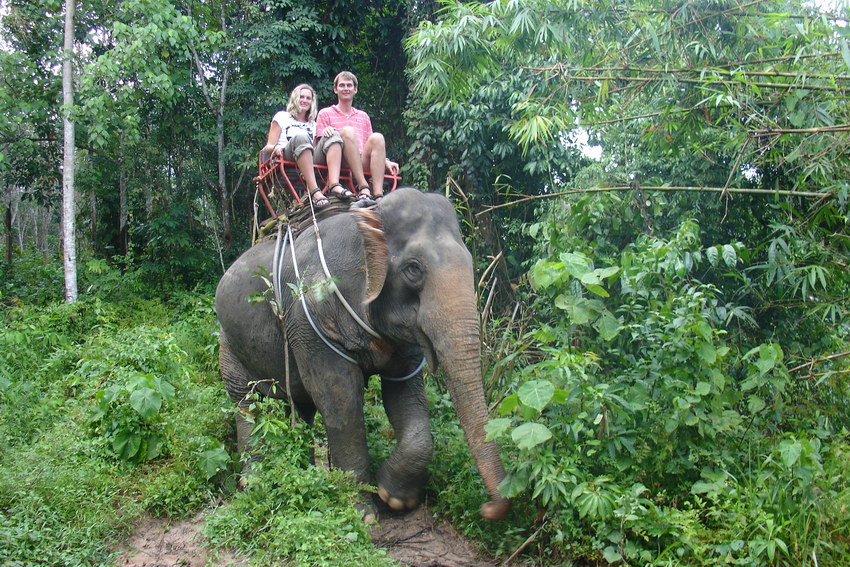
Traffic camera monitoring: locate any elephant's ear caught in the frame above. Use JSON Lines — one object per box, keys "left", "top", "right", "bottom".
{"left": 353, "top": 208, "right": 388, "bottom": 304}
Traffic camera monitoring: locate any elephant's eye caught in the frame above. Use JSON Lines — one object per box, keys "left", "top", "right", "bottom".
{"left": 402, "top": 260, "right": 424, "bottom": 286}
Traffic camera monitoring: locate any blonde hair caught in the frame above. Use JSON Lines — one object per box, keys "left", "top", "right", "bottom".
{"left": 286, "top": 84, "right": 317, "bottom": 122}
{"left": 333, "top": 71, "right": 358, "bottom": 89}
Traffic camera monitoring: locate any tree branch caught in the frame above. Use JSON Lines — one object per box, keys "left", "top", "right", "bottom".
{"left": 476, "top": 185, "right": 829, "bottom": 217}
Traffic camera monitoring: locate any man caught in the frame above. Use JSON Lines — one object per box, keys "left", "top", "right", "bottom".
{"left": 315, "top": 71, "right": 399, "bottom": 202}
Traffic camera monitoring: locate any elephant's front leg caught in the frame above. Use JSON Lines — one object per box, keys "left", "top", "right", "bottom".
{"left": 377, "top": 375, "right": 434, "bottom": 511}
{"left": 306, "top": 364, "right": 371, "bottom": 485}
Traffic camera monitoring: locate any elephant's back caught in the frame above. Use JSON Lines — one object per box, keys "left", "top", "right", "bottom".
{"left": 215, "top": 240, "right": 285, "bottom": 380}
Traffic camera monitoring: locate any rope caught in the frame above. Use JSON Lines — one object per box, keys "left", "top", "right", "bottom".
{"left": 286, "top": 223, "right": 358, "bottom": 364}
{"left": 380, "top": 356, "right": 427, "bottom": 382}
{"left": 271, "top": 199, "right": 425, "bottom": 380}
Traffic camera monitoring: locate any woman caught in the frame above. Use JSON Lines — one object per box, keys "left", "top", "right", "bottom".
{"left": 263, "top": 84, "right": 354, "bottom": 207}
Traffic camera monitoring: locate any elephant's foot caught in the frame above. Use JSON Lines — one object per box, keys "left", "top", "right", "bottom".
{"left": 356, "top": 493, "right": 378, "bottom": 524}
{"left": 377, "top": 484, "right": 420, "bottom": 512}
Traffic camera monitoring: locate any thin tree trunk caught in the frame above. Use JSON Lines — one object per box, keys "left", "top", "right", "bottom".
{"left": 62, "top": 0, "right": 77, "bottom": 303}
{"left": 119, "top": 140, "right": 128, "bottom": 257}
{"left": 217, "top": 111, "right": 231, "bottom": 249}
{"left": 5, "top": 202, "right": 11, "bottom": 265}
{"left": 89, "top": 189, "right": 97, "bottom": 252}
{"left": 39, "top": 202, "right": 51, "bottom": 259}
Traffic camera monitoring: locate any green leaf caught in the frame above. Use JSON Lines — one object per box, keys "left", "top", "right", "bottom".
{"left": 552, "top": 388, "right": 569, "bottom": 404}
{"left": 842, "top": 40, "right": 850, "bottom": 72}
{"left": 129, "top": 387, "right": 163, "bottom": 419}
{"left": 779, "top": 440, "right": 802, "bottom": 468}
{"left": 113, "top": 430, "right": 142, "bottom": 460}
{"left": 554, "top": 294, "right": 600, "bottom": 324}
{"left": 530, "top": 260, "right": 564, "bottom": 290}
{"left": 559, "top": 251, "right": 591, "bottom": 279}
{"left": 722, "top": 244, "right": 737, "bottom": 267}
{"left": 694, "top": 382, "right": 711, "bottom": 396}
{"left": 485, "top": 418, "right": 513, "bottom": 441}
{"left": 199, "top": 447, "right": 230, "bottom": 479}
{"left": 498, "top": 394, "right": 519, "bottom": 415}
{"left": 518, "top": 380, "right": 555, "bottom": 412}
{"left": 498, "top": 470, "right": 530, "bottom": 498}
{"left": 594, "top": 311, "right": 622, "bottom": 341}
{"left": 583, "top": 283, "right": 609, "bottom": 298}
{"left": 748, "top": 395, "right": 766, "bottom": 413}
{"left": 706, "top": 245, "right": 719, "bottom": 266}
{"left": 511, "top": 422, "right": 553, "bottom": 450}
{"left": 696, "top": 343, "right": 717, "bottom": 365}
{"left": 602, "top": 546, "right": 622, "bottom": 563}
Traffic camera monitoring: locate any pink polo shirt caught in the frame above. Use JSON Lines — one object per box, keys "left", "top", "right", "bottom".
{"left": 316, "top": 105, "right": 373, "bottom": 152}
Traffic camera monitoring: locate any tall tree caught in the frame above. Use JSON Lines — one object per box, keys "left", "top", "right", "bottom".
{"left": 61, "top": 0, "right": 77, "bottom": 303}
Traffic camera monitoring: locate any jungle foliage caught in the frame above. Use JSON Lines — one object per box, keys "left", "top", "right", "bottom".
{"left": 405, "top": 1, "right": 850, "bottom": 565}
{"left": 2, "top": 0, "right": 850, "bottom": 565}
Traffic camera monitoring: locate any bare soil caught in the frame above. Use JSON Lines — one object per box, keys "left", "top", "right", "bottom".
{"left": 114, "top": 504, "right": 501, "bottom": 567}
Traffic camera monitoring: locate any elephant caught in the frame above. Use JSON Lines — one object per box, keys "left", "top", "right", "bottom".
{"left": 214, "top": 187, "right": 510, "bottom": 520}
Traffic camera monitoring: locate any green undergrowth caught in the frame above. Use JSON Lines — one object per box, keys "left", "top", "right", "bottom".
{"left": 0, "top": 256, "right": 231, "bottom": 565}
{"left": 433, "top": 195, "right": 850, "bottom": 566}
{"left": 205, "top": 399, "right": 397, "bottom": 567}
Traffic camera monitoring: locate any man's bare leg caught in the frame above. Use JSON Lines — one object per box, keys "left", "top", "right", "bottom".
{"left": 323, "top": 142, "right": 343, "bottom": 187}
{"left": 338, "top": 127, "right": 370, "bottom": 194}
{"left": 362, "top": 133, "right": 387, "bottom": 197}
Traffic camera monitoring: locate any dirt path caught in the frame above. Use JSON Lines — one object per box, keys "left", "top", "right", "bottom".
{"left": 115, "top": 505, "right": 500, "bottom": 567}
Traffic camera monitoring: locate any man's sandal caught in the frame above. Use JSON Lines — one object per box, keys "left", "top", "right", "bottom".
{"left": 328, "top": 183, "right": 355, "bottom": 202}
{"left": 308, "top": 189, "right": 329, "bottom": 208}
{"left": 373, "top": 193, "right": 384, "bottom": 203}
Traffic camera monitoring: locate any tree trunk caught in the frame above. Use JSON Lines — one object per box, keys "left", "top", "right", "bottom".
{"left": 218, "top": 111, "right": 231, "bottom": 250}
{"left": 39, "top": 202, "right": 51, "bottom": 259}
{"left": 89, "top": 189, "right": 97, "bottom": 252}
{"left": 119, "top": 140, "right": 128, "bottom": 257}
{"left": 61, "top": 0, "right": 77, "bottom": 303}
{"left": 5, "top": 202, "right": 11, "bottom": 265}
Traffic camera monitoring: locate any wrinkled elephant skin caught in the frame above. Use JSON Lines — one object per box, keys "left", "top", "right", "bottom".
{"left": 215, "top": 187, "right": 510, "bottom": 520}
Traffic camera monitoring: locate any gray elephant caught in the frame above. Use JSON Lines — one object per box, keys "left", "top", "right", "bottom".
{"left": 214, "top": 187, "right": 510, "bottom": 520}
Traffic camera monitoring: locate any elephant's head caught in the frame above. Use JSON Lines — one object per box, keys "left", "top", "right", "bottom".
{"left": 353, "top": 188, "right": 511, "bottom": 520}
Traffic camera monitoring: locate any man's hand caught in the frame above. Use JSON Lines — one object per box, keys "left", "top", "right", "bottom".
{"left": 321, "top": 126, "right": 337, "bottom": 138}
{"left": 386, "top": 158, "right": 399, "bottom": 175}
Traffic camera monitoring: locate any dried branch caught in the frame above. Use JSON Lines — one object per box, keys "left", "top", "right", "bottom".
{"left": 788, "top": 351, "right": 850, "bottom": 374}
{"left": 476, "top": 185, "right": 828, "bottom": 217}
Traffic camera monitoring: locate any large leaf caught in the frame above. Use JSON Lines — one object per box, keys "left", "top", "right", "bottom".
{"left": 696, "top": 343, "right": 717, "bottom": 365}
{"left": 554, "top": 294, "right": 603, "bottom": 325}
{"left": 559, "top": 251, "right": 591, "bottom": 279}
{"left": 530, "top": 260, "right": 565, "bottom": 290}
{"left": 594, "top": 311, "right": 622, "bottom": 341}
{"left": 511, "top": 422, "right": 552, "bottom": 450}
{"left": 199, "top": 447, "right": 231, "bottom": 479}
{"left": 485, "top": 417, "right": 513, "bottom": 441}
{"left": 779, "top": 440, "right": 802, "bottom": 468}
{"left": 129, "top": 387, "right": 163, "bottom": 419}
{"left": 518, "top": 380, "right": 555, "bottom": 412}
{"left": 113, "top": 430, "right": 142, "bottom": 460}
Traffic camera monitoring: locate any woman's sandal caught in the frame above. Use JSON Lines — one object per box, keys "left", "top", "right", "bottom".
{"left": 356, "top": 185, "right": 372, "bottom": 201}
{"left": 307, "top": 188, "right": 329, "bottom": 208}
{"left": 328, "top": 183, "right": 355, "bottom": 202}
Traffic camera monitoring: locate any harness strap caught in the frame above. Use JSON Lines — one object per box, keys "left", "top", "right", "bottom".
{"left": 380, "top": 356, "right": 427, "bottom": 382}
{"left": 273, "top": 206, "right": 425, "bottom": 381}
{"left": 286, "top": 223, "right": 358, "bottom": 364}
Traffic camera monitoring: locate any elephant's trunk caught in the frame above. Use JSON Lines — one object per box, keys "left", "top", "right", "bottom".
{"left": 421, "top": 260, "right": 511, "bottom": 520}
